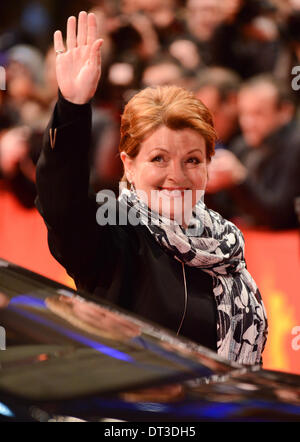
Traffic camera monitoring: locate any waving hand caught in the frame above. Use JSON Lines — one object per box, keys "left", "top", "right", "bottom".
{"left": 54, "top": 11, "right": 103, "bottom": 104}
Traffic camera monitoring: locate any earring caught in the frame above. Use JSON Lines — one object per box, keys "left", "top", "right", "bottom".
{"left": 127, "top": 172, "right": 135, "bottom": 192}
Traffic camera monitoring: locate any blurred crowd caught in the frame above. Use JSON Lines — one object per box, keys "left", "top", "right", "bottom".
{"left": 1, "top": 0, "right": 300, "bottom": 230}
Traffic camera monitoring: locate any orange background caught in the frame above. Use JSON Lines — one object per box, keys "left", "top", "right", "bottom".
{"left": 1, "top": 185, "right": 299, "bottom": 374}
{"left": 243, "top": 228, "right": 300, "bottom": 374}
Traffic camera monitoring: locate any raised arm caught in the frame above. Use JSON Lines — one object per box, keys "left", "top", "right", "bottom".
{"left": 35, "top": 12, "right": 114, "bottom": 292}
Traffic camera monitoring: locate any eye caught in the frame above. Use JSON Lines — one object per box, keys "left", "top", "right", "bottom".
{"left": 151, "top": 155, "right": 164, "bottom": 162}
{"left": 186, "top": 157, "right": 201, "bottom": 165}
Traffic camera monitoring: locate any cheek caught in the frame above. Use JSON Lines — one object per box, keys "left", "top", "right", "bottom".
{"left": 135, "top": 164, "right": 165, "bottom": 186}
{"left": 265, "top": 116, "right": 279, "bottom": 133}
{"left": 190, "top": 165, "right": 208, "bottom": 188}
{"left": 191, "top": 168, "right": 207, "bottom": 205}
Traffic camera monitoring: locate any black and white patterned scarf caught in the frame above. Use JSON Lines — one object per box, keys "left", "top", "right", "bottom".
{"left": 119, "top": 188, "right": 268, "bottom": 366}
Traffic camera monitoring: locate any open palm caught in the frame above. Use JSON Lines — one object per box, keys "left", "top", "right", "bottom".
{"left": 54, "top": 11, "right": 103, "bottom": 104}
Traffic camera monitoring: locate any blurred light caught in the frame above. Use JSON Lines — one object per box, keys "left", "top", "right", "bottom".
{"left": 135, "top": 402, "right": 169, "bottom": 412}
{"left": 0, "top": 402, "right": 14, "bottom": 417}
{"left": 10, "top": 295, "right": 46, "bottom": 309}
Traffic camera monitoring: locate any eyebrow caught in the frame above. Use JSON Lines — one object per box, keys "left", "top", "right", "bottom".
{"left": 150, "top": 148, "right": 204, "bottom": 155}
{"left": 186, "top": 149, "right": 204, "bottom": 155}
{"left": 149, "top": 147, "right": 169, "bottom": 153}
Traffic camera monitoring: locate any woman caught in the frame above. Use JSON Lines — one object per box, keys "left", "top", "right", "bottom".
{"left": 36, "top": 11, "right": 267, "bottom": 365}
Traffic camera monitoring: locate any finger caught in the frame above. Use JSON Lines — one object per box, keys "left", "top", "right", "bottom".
{"left": 66, "top": 16, "right": 77, "bottom": 50}
{"left": 77, "top": 10, "right": 88, "bottom": 46}
{"left": 54, "top": 30, "right": 65, "bottom": 53}
{"left": 87, "top": 12, "right": 98, "bottom": 46}
{"left": 89, "top": 39, "right": 103, "bottom": 68}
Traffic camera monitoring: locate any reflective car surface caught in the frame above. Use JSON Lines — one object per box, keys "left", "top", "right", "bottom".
{"left": 0, "top": 258, "right": 299, "bottom": 422}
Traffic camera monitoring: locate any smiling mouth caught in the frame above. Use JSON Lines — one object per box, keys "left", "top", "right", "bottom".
{"left": 156, "top": 187, "right": 190, "bottom": 197}
{"left": 158, "top": 187, "right": 189, "bottom": 190}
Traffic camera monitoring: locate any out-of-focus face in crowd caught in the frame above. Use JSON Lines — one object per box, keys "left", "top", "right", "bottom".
{"left": 237, "top": 82, "right": 294, "bottom": 147}
{"left": 137, "top": 0, "right": 176, "bottom": 28}
{"left": 196, "top": 86, "right": 238, "bottom": 144}
{"left": 142, "top": 61, "right": 183, "bottom": 87}
{"left": 121, "top": 0, "right": 141, "bottom": 14}
{"left": 168, "top": 39, "right": 201, "bottom": 70}
{"left": 186, "top": 0, "right": 222, "bottom": 41}
{"left": 220, "top": 0, "right": 243, "bottom": 22}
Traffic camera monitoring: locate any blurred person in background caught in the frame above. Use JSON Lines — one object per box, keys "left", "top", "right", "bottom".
{"left": 0, "top": 89, "right": 19, "bottom": 132}
{"left": 0, "top": 44, "right": 50, "bottom": 208}
{"left": 206, "top": 74, "right": 300, "bottom": 230}
{"left": 135, "top": 0, "right": 185, "bottom": 48}
{"left": 107, "top": 10, "right": 159, "bottom": 63}
{"left": 272, "top": 0, "right": 300, "bottom": 22}
{"left": 164, "top": 0, "right": 221, "bottom": 73}
{"left": 184, "top": 0, "right": 222, "bottom": 65}
{"left": 0, "top": 124, "right": 40, "bottom": 208}
{"left": 6, "top": 44, "right": 50, "bottom": 125}
{"left": 285, "top": 9, "right": 300, "bottom": 61}
{"left": 193, "top": 67, "right": 242, "bottom": 219}
{"left": 194, "top": 67, "right": 242, "bottom": 148}
{"left": 92, "top": 2, "right": 160, "bottom": 111}
{"left": 120, "top": 0, "right": 141, "bottom": 15}
{"left": 168, "top": 37, "right": 202, "bottom": 74}
{"left": 141, "top": 55, "right": 185, "bottom": 87}
{"left": 219, "top": 0, "right": 244, "bottom": 22}
{"left": 210, "top": 0, "right": 286, "bottom": 79}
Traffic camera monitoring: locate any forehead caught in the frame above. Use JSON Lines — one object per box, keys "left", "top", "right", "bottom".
{"left": 139, "top": 125, "right": 206, "bottom": 153}
{"left": 196, "top": 86, "right": 220, "bottom": 112}
{"left": 187, "top": 0, "right": 218, "bottom": 10}
{"left": 238, "top": 84, "right": 278, "bottom": 109}
{"left": 142, "top": 63, "right": 182, "bottom": 87}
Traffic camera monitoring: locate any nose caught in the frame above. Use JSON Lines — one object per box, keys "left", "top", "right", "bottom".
{"left": 240, "top": 113, "right": 256, "bottom": 132}
{"left": 165, "top": 159, "right": 188, "bottom": 186}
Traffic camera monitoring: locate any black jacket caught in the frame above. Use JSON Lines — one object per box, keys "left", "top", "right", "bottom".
{"left": 35, "top": 95, "right": 218, "bottom": 352}
{"left": 230, "top": 121, "right": 300, "bottom": 229}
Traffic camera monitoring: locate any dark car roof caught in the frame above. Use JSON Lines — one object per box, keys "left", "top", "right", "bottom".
{"left": 0, "top": 258, "right": 299, "bottom": 422}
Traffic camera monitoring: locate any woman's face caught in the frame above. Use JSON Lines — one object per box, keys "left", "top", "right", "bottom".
{"left": 121, "top": 125, "right": 208, "bottom": 225}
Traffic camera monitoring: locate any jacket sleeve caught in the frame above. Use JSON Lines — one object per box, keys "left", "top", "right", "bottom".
{"left": 35, "top": 93, "right": 117, "bottom": 292}
{"left": 229, "top": 146, "right": 300, "bottom": 229}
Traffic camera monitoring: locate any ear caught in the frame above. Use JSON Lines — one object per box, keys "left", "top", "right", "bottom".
{"left": 120, "top": 152, "right": 134, "bottom": 183}
{"left": 223, "top": 92, "right": 238, "bottom": 115}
